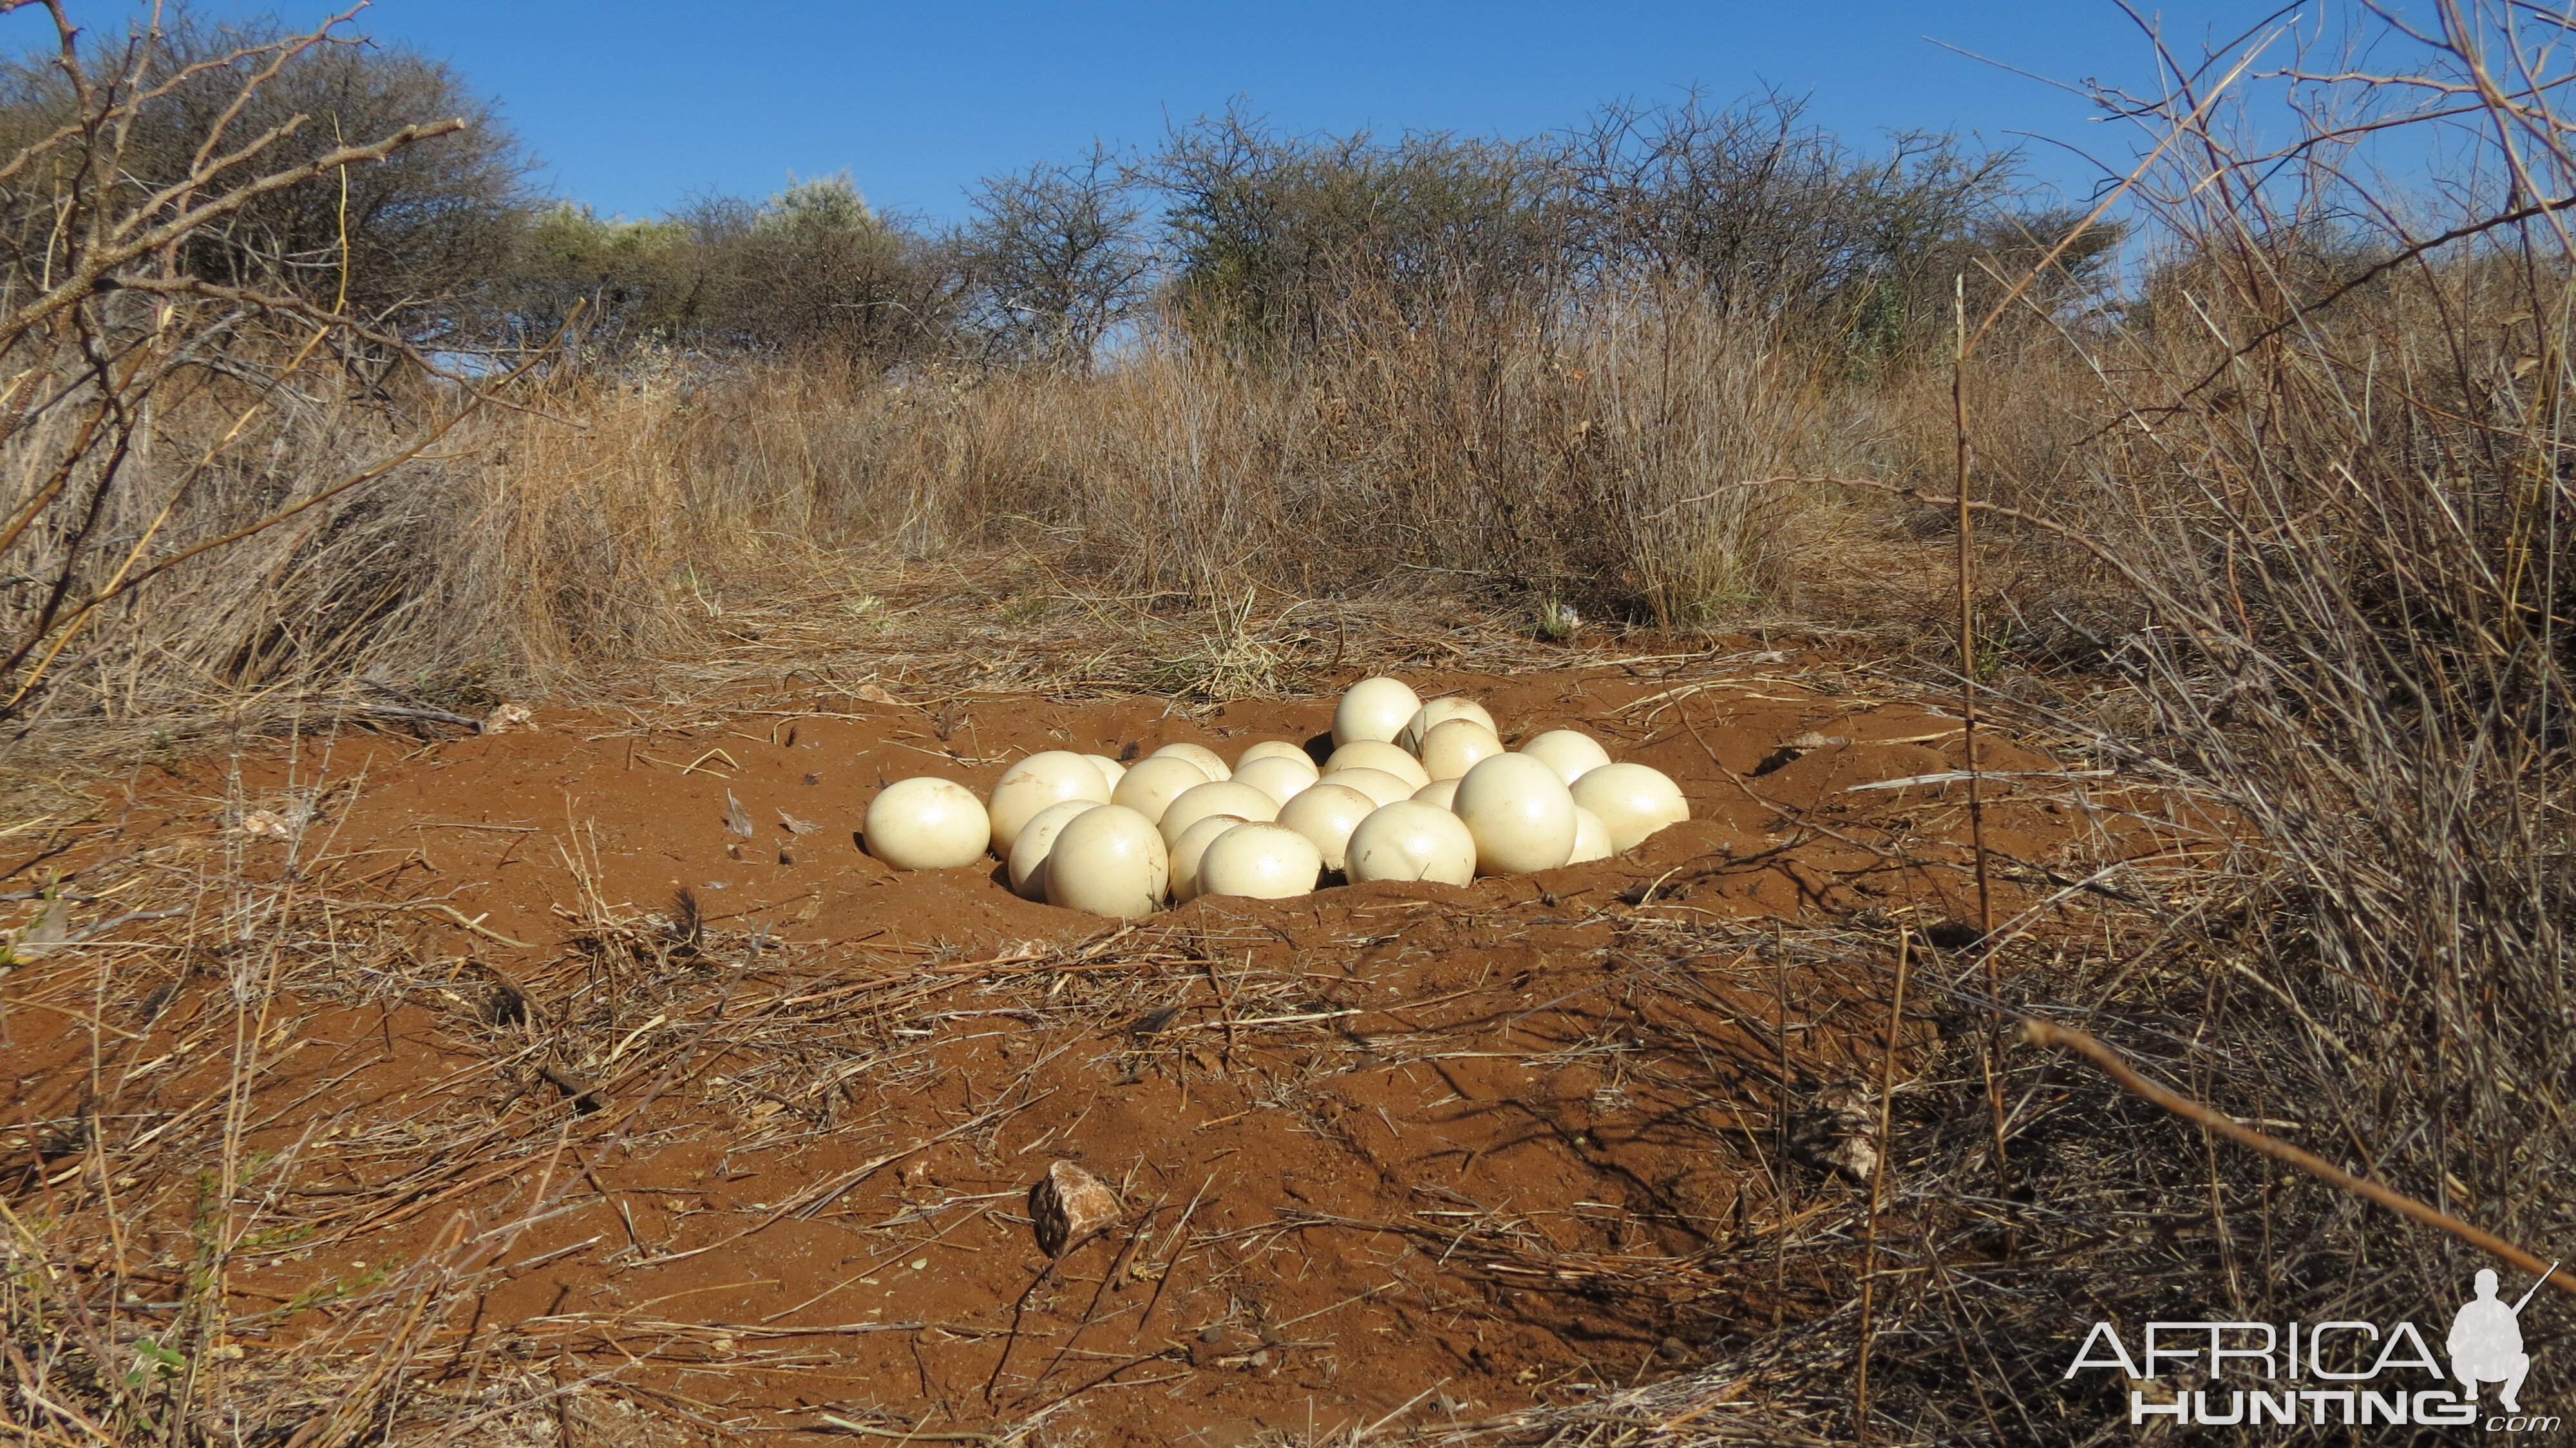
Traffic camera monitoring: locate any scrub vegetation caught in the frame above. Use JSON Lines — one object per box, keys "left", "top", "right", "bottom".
{"left": 0, "top": 3, "right": 2571, "bottom": 1445}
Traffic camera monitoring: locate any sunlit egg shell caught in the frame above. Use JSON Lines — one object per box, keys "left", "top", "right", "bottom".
{"left": 1044, "top": 805, "right": 1169, "bottom": 917}
{"left": 863, "top": 777, "right": 991, "bottom": 870}
{"left": 1412, "top": 778, "right": 1461, "bottom": 811}
{"left": 1397, "top": 696, "right": 1498, "bottom": 754}
{"left": 1007, "top": 800, "right": 1104, "bottom": 899}
{"left": 1345, "top": 801, "right": 1477, "bottom": 886}
{"left": 1236, "top": 739, "right": 1318, "bottom": 771}
{"left": 1159, "top": 781, "right": 1280, "bottom": 846}
{"left": 1333, "top": 677, "right": 1423, "bottom": 748}
{"left": 1197, "top": 823, "right": 1324, "bottom": 900}
{"left": 998, "top": 749, "right": 1112, "bottom": 794}
{"left": 1168, "top": 813, "right": 1249, "bottom": 903}
{"left": 1111, "top": 756, "right": 1217, "bottom": 824}
{"left": 988, "top": 750, "right": 1115, "bottom": 852}
{"left": 1233, "top": 754, "right": 1320, "bottom": 806}
{"left": 1083, "top": 754, "right": 1127, "bottom": 790}
{"left": 1275, "top": 782, "right": 1378, "bottom": 872}
{"left": 1570, "top": 763, "right": 1690, "bottom": 852}
{"left": 988, "top": 775, "right": 1089, "bottom": 855}
{"left": 1319, "top": 767, "right": 1414, "bottom": 808}
{"left": 1520, "top": 729, "right": 1614, "bottom": 785}
{"left": 1150, "top": 742, "right": 1231, "bottom": 781}
{"left": 1451, "top": 754, "right": 1577, "bottom": 875}
{"left": 1324, "top": 740, "right": 1432, "bottom": 789}
{"left": 1418, "top": 719, "right": 1506, "bottom": 781}
{"left": 1568, "top": 806, "right": 1613, "bottom": 864}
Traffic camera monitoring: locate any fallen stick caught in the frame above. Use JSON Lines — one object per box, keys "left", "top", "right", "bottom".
{"left": 2022, "top": 1016, "right": 2576, "bottom": 1299}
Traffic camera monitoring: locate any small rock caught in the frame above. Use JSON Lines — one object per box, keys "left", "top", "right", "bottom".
{"left": 234, "top": 808, "right": 295, "bottom": 841}
{"left": 1028, "top": 1159, "right": 1121, "bottom": 1257}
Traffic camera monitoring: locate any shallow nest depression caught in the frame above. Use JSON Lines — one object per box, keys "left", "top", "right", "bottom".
{"left": 1, "top": 651, "right": 2210, "bottom": 1446}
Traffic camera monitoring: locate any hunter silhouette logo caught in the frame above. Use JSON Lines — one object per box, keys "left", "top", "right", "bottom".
{"left": 2450, "top": 1264, "right": 2552, "bottom": 1415}
{"left": 2064, "top": 1262, "right": 2559, "bottom": 1431}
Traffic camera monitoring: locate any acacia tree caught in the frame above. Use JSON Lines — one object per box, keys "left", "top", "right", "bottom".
{"left": 675, "top": 173, "right": 964, "bottom": 364}
{"left": 961, "top": 146, "right": 1151, "bottom": 370}
{"left": 0, "top": 1, "right": 547, "bottom": 729}
{"left": 1150, "top": 103, "right": 1564, "bottom": 353}
{"left": 0, "top": 6, "right": 531, "bottom": 352}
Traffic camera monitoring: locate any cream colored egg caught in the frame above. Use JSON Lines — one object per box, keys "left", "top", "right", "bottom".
{"left": 863, "top": 777, "right": 992, "bottom": 870}
{"left": 1150, "top": 742, "right": 1230, "bottom": 781}
{"left": 1236, "top": 739, "right": 1317, "bottom": 771}
{"left": 1324, "top": 740, "right": 1431, "bottom": 790}
{"left": 1159, "top": 780, "right": 1280, "bottom": 846}
{"left": 1320, "top": 767, "right": 1414, "bottom": 808}
{"left": 1451, "top": 753, "right": 1578, "bottom": 875}
{"left": 1111, "top": 756, "right": 1215, "bottom": 824}
{"left": 1233, "top": 754, "right": 1319, "bottom": 807}
{"left": 1197, "top": 822, "right": 1323, "bottom": 900}
{"left": 1568, "top": 806, "right": 1613, "bottom": 864}
{"left": 1346, "top": 801, "right": 1477, "bottom": 886}
{"left": 1168, "top": 813, "right": 1249, "bottom": 902}
{"left": 1007, "top": 800, "right": 1103, "bottom": 899}
{"left": 1083, "top": 754, "right": 1127, "bottom": 790}
{"left": 1412, "top": 778, "right": 1460, "bottom": 811}
{"left": 1571, "top": 763, "right": 1690, "bottom": 851}
{"left": 1275, "top": 782, "right": 1378, "bottom": 871}
{"left": 998, "top": 749, "right": 1113, "bottom": 795}
{"left": 1397, "top": 696, "right": 1497, "bottom": 754}
{"left": 1044, "top": 805, "right": 1169, "bottom": 917}
{"left": 1333, "top": 677, "right": 1422, "bottom": 748}
{"left": 988, "top": 750, "right": 1115, "bottom": 852}
{"left": 1418, "top": 718, "right": 1506, "bottom": 781}
{"left": 1520, "top": 729, "right": 1614, "bottom": 785}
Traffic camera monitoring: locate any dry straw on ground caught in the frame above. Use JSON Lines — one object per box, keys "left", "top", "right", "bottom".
{"left": 6, "top": 3, "right": 2576, "bottom": 1446}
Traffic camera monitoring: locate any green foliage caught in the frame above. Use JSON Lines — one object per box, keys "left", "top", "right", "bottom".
{"left": 755, "top": 171, "right": 882, "bottom": 240}
{"left": 124, "top": 1336, "right": 188, "bottom": 1390}
{"left": 503, "top": 202, "right": 699, "bottom": 347}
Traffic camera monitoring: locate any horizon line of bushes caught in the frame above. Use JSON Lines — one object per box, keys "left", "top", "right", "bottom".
{"left": 0, "top": 8, "right": 2131, "bottom": 376}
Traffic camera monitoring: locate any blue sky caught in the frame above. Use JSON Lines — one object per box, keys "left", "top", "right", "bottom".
{"left": 32, "top": 2, "right": 2291, "bottom": 221}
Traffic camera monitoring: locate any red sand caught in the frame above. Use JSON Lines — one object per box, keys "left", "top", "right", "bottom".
{"left": 4, "top": 659, "right": 2157, "bottom": 1443}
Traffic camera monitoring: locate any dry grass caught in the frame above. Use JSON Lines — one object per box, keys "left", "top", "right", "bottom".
{"left": 10, "top": 5, "right": 2576, "bottom": 1446}
{"left": 0, "top": 276, "right": 1859, "bottom": 793}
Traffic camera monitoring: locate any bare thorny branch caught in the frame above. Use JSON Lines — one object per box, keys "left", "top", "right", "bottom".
{"left": 0, "top": 2, "right": 546, "bottom": 727}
